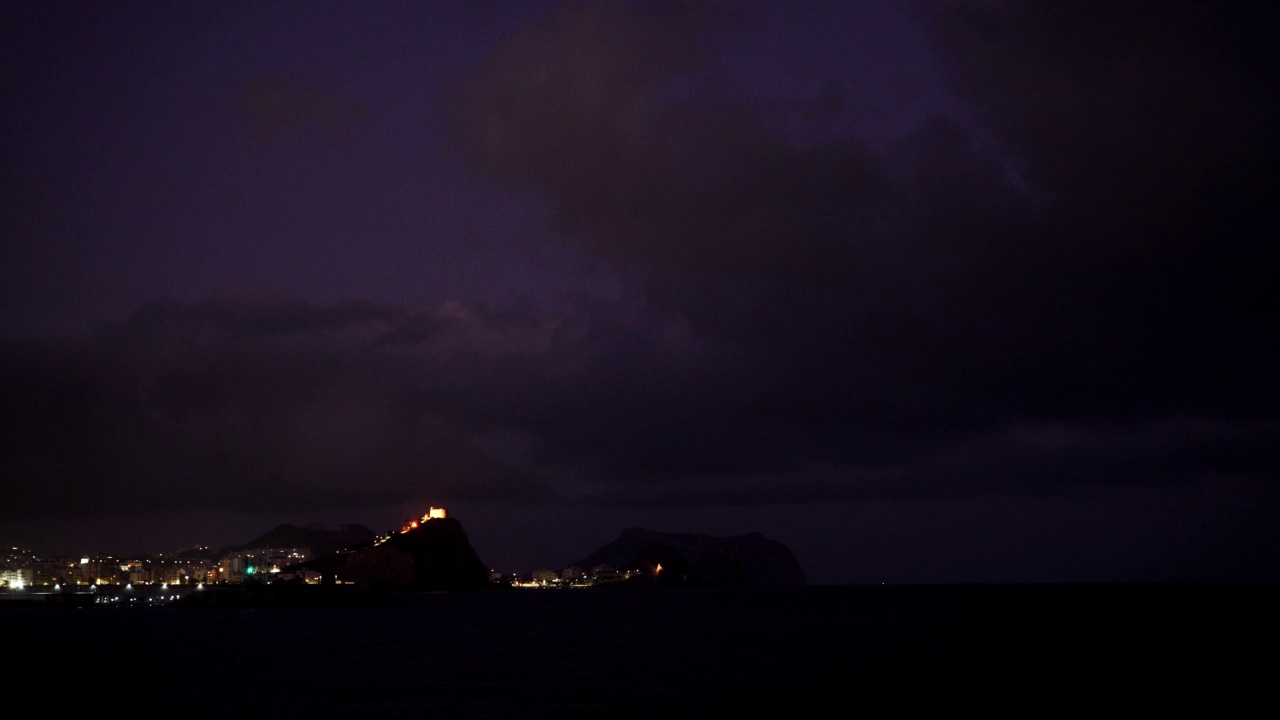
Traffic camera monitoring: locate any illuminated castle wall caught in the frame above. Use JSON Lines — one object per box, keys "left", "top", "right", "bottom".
{"left": 399, "top": 507, "right": 448, "bottom": 534}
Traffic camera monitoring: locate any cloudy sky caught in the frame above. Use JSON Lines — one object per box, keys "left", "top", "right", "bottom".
{"left": 3, "top": 1, "right": 1276, "bottom": 584}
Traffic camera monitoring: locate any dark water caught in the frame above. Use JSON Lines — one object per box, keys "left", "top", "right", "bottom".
{"left": 5, "top": 584, "right": 1274, "bottom": 717}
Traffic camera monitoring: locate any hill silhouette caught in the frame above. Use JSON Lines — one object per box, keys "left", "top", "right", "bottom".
{"left": 568, "top": 527, "right": 807, "bottom": 587}
{"left": 216, "top": 522, "right": 377, "bottom": 559}
{"left": 294, "top": 516, "right": 494, "bottom": 591}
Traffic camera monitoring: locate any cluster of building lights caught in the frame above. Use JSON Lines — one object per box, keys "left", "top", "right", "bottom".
{"left": 510, "top": 567, "right": 643, "bottom": 589}
{"left": 4, "top": 506, "right": 480, "bottom": 599}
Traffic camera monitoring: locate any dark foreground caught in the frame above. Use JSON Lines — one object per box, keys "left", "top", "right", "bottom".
{"left": 4, "top": 583, "right": 1274, "bottom": 717}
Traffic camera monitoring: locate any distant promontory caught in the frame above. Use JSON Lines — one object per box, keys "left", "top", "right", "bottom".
{"left": 564, "top": 527, "right": 807, "bottom": 587}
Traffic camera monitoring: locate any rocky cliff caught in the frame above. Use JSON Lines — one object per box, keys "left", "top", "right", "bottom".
{"left": 298, "top": 516, "right": 494, "bottom": 591}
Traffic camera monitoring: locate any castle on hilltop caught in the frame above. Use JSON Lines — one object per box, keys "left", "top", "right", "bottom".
{"left": 399, "top": 506, "right": 447, "bottom": 533}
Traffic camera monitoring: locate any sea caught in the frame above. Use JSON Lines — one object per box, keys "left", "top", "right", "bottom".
{"left": 3, "top": 583, "right": 1274, "bottom": 718}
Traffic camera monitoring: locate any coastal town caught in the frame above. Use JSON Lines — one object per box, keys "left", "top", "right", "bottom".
{"left": 1, "top": 507, "right": 648, "bottom": 606}
{"left": 0, "top": 545, "right": 645, "bottom": 607}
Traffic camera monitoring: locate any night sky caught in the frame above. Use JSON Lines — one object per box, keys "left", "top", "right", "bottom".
{"left": 3, "top": 1, "right": 1276, "bottom": 585}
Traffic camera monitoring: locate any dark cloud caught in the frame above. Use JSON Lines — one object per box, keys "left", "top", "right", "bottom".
{"left": 236, "top": 75, "right": 365, "bottom": 148}
{"left": 927, "top": 2, "right": 1275, "bottom": 218}
{"left": 920, "top": 1, "right": 1278, "bottom": 420}
{"left": 2, "top": 1, "right": 1275, "bottom": 580}
{"left": 432, "top": 0, "right": 1279, "bottom": 505}
{"left": 442, "top": 0, "right": 864, "bottom": 278}
{"left": 0, "top": 293, "right": 556, "bottom": 523}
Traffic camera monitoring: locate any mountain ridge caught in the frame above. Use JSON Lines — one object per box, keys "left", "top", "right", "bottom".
{"left": 217, "top": 522, "right": 378, "bottom": 559}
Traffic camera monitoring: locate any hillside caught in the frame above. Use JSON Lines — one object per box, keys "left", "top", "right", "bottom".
{"left": 568, "top": 527, "right": 807, "bottom": 587}
{"left": 217, "top": 522, "right": 378, "bottom": 559}
{"left": 294, "top": 516, "right": 494, "bottom": 591}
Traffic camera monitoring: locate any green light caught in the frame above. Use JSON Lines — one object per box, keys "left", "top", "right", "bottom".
{"left": 246, "top": 566, "right": 255, "bottom": 574}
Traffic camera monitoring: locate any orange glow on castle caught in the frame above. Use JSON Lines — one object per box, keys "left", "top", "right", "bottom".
{"left": 400, "top": 507, "right": 447, "bottom": 533}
